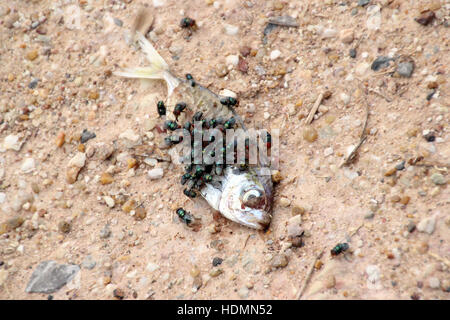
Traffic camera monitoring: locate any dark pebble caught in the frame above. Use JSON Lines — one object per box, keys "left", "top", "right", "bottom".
{"left": 426, "top": 90, "right": 436, "bottom": 101}
{"left": 358, "top": 0, "right": 370, "bottom": 6}
{"left": 423, "top": 132, "right": 435, "bottom": 142}
{"left": 407, "top": 221, "right": 416, "bottom": 233}
{"left": 113, "top": 288, "right": 125, "bottom": 299}
{"left": 349, "top": 48, "right": 357, "bottom": 58}
{"left": 391, "top": 281, "right": 397, "bottom": 287}
{"left": 371, "top": 56, "right": 392, "bottom": 71}
{"left": 80, "top": 129, "right": 96, "bottom": 143}
{"left": 411, "top": 292, "right": 420, "bottom": 300}
{"left": 28, "top": 78, "right": 39, "bottom": 89}
{"left": 212, "top": 257, "right": 223, "bottom": 267}
{"left": 415, "top": 11, "right": 435, "bottom": 26}
{"left": 47, "top": 295, "right": 53, "bottom": 300}
{"left": 395, "top": 161, "right": 405, "bottom": 171}
{"left": 417, "top": 281, "right": 423, "bottom": 289}
{"left": 113, "top": 18, "right": 123, "bottom": 27}
{"left": 396, "top": 62, "right": 414, "bottom": 78}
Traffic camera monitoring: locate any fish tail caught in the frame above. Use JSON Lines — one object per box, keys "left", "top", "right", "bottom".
{"left": 114, "top": 32, "right": 180, "bottom": 96}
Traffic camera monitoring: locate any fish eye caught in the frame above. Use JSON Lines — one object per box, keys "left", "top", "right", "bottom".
{"left": 241, "top": 189, "right": 265, "bottom": 209}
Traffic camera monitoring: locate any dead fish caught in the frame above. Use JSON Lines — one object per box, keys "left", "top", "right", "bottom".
{"left": 114, "top": 33, "right": 273, "bottom": 230}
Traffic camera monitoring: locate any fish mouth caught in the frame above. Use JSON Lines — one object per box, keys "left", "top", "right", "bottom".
{"left": 237, "top": 211, "right": 272, "bottom": 230}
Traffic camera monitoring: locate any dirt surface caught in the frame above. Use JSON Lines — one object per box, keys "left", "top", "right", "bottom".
{"left": 0, "top": 0, "right": 449, "bottom": 300}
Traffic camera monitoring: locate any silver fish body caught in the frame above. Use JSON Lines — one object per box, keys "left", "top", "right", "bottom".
{"left": 114, "top": 33, "right": 273, "bottom": 229}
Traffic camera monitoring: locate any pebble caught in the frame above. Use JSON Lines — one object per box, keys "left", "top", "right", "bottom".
{"left": 417, "top": 216, "right": 436, "bottom": 234}
{"left": 271, "top": 253, "right": 289, "bottom": 268}
{"left": 209, "top": 268, "right": 223, "bottom": 277}
{"left": 99, "top": 225, "right": 111, "bottom": 239}
{"left": 104, "top": 196, "right": 115, "bottom": 208}
{"left": 224, "top": 24, "right": 239, "bottom": 36}
{"left": 340, "top": 29, "right": 354, "bottom": 44}
{"left": 303, "top": 127, "right": 318, "bottom": 142}
{"left": 82, "top": 255, "right": 96, "bottom": 270}
{"left": 349, "top": 48, "right": 357, "bottom": 58}
{"left": 340, "top": 92, "right": 350, "bottom": 105}
{"left": 148, "top": 167, "right": 164, "bottom": 180}
{"left": 395, "top": 161, "right": 405, "bottom": 171}
{"left": 2, "top": 134, "right": 22, "bottom": 151}
{"left": 226, "top": 55, "right": 239, "bottom": 66}
{"left": 415, "top": 11, "right": 435, "bottom": 26}
{"left": 58, "top": 221, "right": 71, "bottom": 234}
{"left": 215, "top": 63, "right": 228, "bottom": 77}
{"left": 279, "top": 197, "right": 291, "bottom": 207}
{"left": 428, "top": 277, "right": 440, "bottom": 289}
{"left": 365, "top": 265, "right": 380, "bottom": 283}
{"left": 94, "top": 143, "right": 115, "bottom": 161}
{"left": 68, "top": 152, "right": 86, "bottom": 168}
{"left": 28, "top": 78, "right": 39, "bottom": 89}
{"left": 26, "top": 261, "right": 80, "bottom": 293}
{"left": 371, "top": 56, "right": 392, "bottom": 71}
{"left": 396, "top": 62, "right": 414, "bottom": 78}
{"left": 26, "top": 50, "right": 39, "bottom": 61}
{"left": 322, "top": 28, "right": 337, "bottom": 39}
{"left": 134, "top": 206, "right": 147, "bottom": 220}
{"left": 406, "top": 221, "right": 416, "bottom": 233}
{"left": 366, "top": 5, "right": 381, "bottom": 31}
{"left": 146, "top": 262, "right": 160, "bottom": 272}
{"left": 55, "top": 132, "right": 65, "bottom": 147}
{"left": 113, "top": 288, "right": 125, "bottom": 300}
{"left": 212, "top": 257, "right": 223, "bottom": 267}
{"left": 355, "top": 62, "right": 370, "bottom": 76}
{"left": 80, "top": 129, "right": 96, "bottom": 143}
{"left": 100, "top": 172, "right": 114, "bottom": 185}
{"left": 271, "top": 170, "right": 283, "bottom": 183}
{"left": 430, "top": 173, "right": 446, "bottom": 185}
{"left": 119, "top": 129, "right": 140, "bottom": 142}
{"left": 21, "top": 158, "right": 35, "bottom": 173}
{"left": 291, "top": 205, "right": 305, "bottom": 216}
{"left": 238, "top": 286, "right": 249, "bottom": 299}
{"left": 358, "top": 0, "right": 370, "bottom": 6}
{"left": 113, "top": 18, "right": 123, "bottom": 27}
{"left": 324, "top": 147, "right": 334, "bottom": 157}
{"left": 270, "top": 50, "right": 281, "bottom": 60}
{"left": 0, "top": 217, "right": 24, "bottom": 235}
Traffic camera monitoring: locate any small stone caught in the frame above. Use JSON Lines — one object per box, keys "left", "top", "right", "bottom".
{"left": 366, "top": 265, "right": 380, "bottom": 283}
{"left": 88, "top": 90, "right": 99, "bottom": 100}
{"left": 279, "top": 197, "right": 291, "bottom": 207}
{"left": 21, "top": 158, "right": 35, "bottom": 173}
{"left": 212, "top": 257, "right": 223, "bottom": 267}
{"left": 349, "top": 48, "right": 357, "bottom": 58}
{"left": 324, "top": 147, "right": 334, "bottom": 157}
{"left": 134, "top": 206, "right": 147, "bottom": 221}
{"left": 400, "top": 196, "right": 410, "bottom": 205}
{"left": 303, "top": 127, "right": 318, "bottom": 142}
{"left": 430, "top": 173, "right": 446, "bottom": 185}
{"left": 358, "top": 0, "right": 370, "bottom": 6}
{"left": 364, "top": 211, "right": 375, "bottom": 219}
{"left": 271, "top": 254, "right": 288, "bottom": 268}
{"left": 340, "top": 29, "right": 354, "bottom": 44}
{"left": 322, "top": 28, "right": 337, "bottom": 39}
{"left": 55, "top": 132, "right": 65, "bottom": 147}
{"left": 291, "top": 205, "right": 305, "bottom": 216}
{"left": 209, "top": 268, "right": 223, "bottom": 277}
{"left": 396, "top": 62, "right": 414, "bottom": 78}
{"left": 238, "top": 286, "right": 249, "bottom": 299}
{"left": 146, "top": 262, "right": 160, "bottom": 272}
{"left": 416, "top": 241, "right": 429, "bottom": 254}
{"left": 82, "top": 255, "right": 96, "bottom": 270}
{"left": 270, "top": 50, "right": 281, "bottom": 60}
{"left": 80, "top": 129, "right": 96, "bottom": 143}
{"left": 28, "top": 78, "right": 39, "bottom": 89}
{"left": 224, "top": 24, "right": 239, "bottom": 35}
{"left": 113, "top": 18, "right": 123, "bottom": 27}
{"left": 415, "top": 11, "right": 435, "bottom": 26}
{"left": 119, "top": 129, "right": 140, "bottom": 142}
{"left": 391, "top": 195, "right": 401, "bottom": 203}
{"left": 122, "top": 199, "right": 136, "bottom": 213}
{"left": 2, "top": 134, "right": 22, "bottom": 151}
{"left": 240, "top": 46, "right": 251, "bottom": 57}
{"left": 215, "top": 63, "right": 228, "bottom": 77}
{"left": 384, "top": 167, "right": 397, "bottom": 177}
{"left": 25, "top": 261, "right": 80, "bottom": 294}
{"left": 417, "top": 216, "right": 436, "bottom": 234}
{"left": 0, "top": 217, "right": 25, "bottom": 235}
{"left": 113, "top": 288, "right": 125, "bottom": 300}
{"left": 395, "top": 161, "right": 405, "bottom": 171}
{"left": 371, "top": 56, "right": 392, "bottom": 71}
{"left": 226, "top": 55, "right": 239, "bottom": 66}
{"left": 340, "top": 92, "right": 350, "bottom": 105}
{"left": 100, "top": 172, "right": 114, "bottom": 185}
{"left": 148, "top": 167, "right": 164, "bottom": 180}
{"left": 104, "top": 196, "right": 115, "bottom": 208}
{"left": 99, "top": 225, "right": 111, "bottom": 239}
{"left": 68, "top": 152, "right": 86, "bottom": 168}
{"left": 26, "top": 50, "right": 39, "bottom": 61}
{"left": 58, "top": 221, "right": 71, "bottom": 234}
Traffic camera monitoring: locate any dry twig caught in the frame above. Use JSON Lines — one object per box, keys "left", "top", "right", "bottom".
{"left": 305, "top": 93, "right": 324, "bottom": 125}
{"left": 297, "top": 249, "right": 325, "bottom": 300}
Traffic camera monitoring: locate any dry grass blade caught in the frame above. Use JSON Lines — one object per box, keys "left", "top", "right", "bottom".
{"left": 297, "top": 249, "right": 325, "bottom": 300}
{"left": 305, "top": 93, "right": 324, "bottom": 125}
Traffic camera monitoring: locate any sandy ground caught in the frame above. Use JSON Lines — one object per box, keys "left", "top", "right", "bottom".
{"left": 0, "top": 0, "right": 449, "bottom": 300}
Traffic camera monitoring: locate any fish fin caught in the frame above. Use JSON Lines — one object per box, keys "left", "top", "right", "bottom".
{"left": 114, "top": 32, "right": 180, "bottom": 96}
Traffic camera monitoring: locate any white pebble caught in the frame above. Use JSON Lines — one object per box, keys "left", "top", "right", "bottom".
{"left": 219, "top": 89, "right": 237, "bottom": 98}
{"left": 152, "top": 0, "right": 165, "bottom": 7}
{"left": 322, "top": 28, "right": 337, "bottom": 38}
{"left": 0, "top": 193, "right": 5, "bottom": 204}
{"left": 224, "top": 24, "right": 239, "bottom": 36}
{"left": 104, "top": 196, "right": 115, "bottom": 208}
{"left": 428, "top": 277, "right": 440, "bottom": 289}
{"left": 119, "top": 129, "right": 140, "bottom": 142}
{"left": 263, "top": 112, "right": 270, "bottom": 120}
{"left": 365, "top": 265, "right": 380, "bottom": 283}
{"left": 270, "top": 50, "right": 281, "bottom": 60}
{"left": 21, "top": 158, "right": 35, "bottom": 173}
{"left": 68, "top": 152, "right": 86, "bottom": 168}
{"left": 340, "top": 92, "right": 350, "bottom": 104}
{"left": 148, "top": 167, "right": 164, "bottom": 180}
{"left": 226, "top": 54, "right": 239, "bottom": 66}
{"left": 324, "top": 147, "right": 334, "bottom": 156}
{"left": 1, "top": 134, "right": 21, "bottom": 151}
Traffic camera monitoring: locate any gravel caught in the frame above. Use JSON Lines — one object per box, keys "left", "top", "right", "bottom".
{"left": 26, "top": 261, "right": 80, "bottom": 293}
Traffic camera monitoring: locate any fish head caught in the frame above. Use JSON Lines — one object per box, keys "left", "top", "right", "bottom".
{"left": 219, "top": 167, "right": 273, "bottom": 230}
